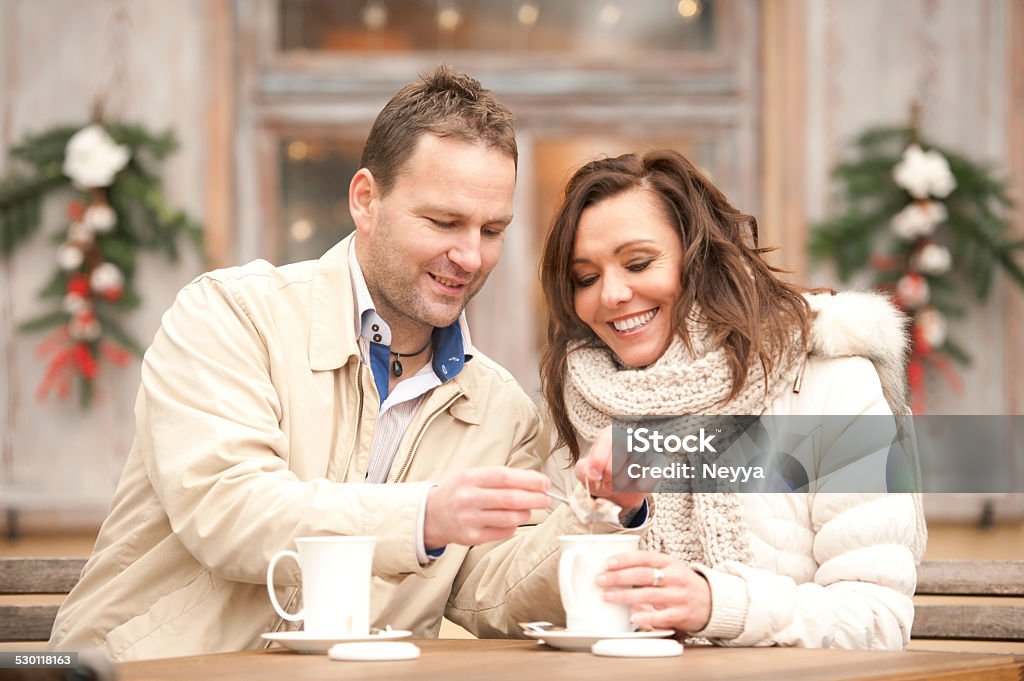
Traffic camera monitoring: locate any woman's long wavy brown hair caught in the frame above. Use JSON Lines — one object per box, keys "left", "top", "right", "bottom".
{"left": 540, "top": 150, "right": 812, "bottom": 462}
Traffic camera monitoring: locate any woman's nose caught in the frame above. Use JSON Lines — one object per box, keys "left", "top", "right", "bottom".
{"left": 600, "top": 272, "right": 632, "bottom": 308}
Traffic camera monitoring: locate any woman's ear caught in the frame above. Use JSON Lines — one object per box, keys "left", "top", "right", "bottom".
{"left": 349, "top": 168, "right": 377, "bottom": 235}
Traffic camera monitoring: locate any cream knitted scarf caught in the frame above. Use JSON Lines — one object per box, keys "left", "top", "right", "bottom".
{"left": 565, "top": 324, "right": 804, "bottom": 568}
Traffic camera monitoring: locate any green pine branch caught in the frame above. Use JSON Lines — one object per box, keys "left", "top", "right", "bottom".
{"left": 0, "top": 169, "right": 66, "bottom": 253}
{"left": 942, "top": 337, "right": 972, "bottom": 365}
{"left": 18, "top": 309, "right": 71, "bottom": 333}
{"left": 10, "top": 127, "right": 78, "bottom": 171}
{"left": 92, "top": 309, "right": 144, "bottom": 356}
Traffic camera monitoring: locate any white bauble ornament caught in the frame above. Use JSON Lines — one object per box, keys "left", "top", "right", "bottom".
{"left": 57, "top": 243, "right": 84, "bottom": 270}
{"left": 916, "top": 308, "right": 947, "bottom": 348}
{"left": 896, "top": 273, "right": 930, "bottom": 309}
{"left": 85, "top": 204, "right": 117, "bottom": 233}
{"left": 90, "top": 262, "right": 124, "bottom": 293}
{"left": 913, "top": 243, "right": 952, "bottom": 275}
{"left": 69, "top": 314, "right": 102, "bottom": 341}
{"left": 68, "top": 221, "right": 94, "bottom": 244}
{"left": 63, "top": 293, "right": 90, "bottom": 315}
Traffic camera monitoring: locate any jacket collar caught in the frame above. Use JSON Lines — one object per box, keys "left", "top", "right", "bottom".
{"left": 309, "top": 234, "right": 360, "bottom": 372}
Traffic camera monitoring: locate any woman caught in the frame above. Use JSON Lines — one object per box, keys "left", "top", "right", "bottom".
{"left": 540, "top": 150, "right": 926, "bottom": 649}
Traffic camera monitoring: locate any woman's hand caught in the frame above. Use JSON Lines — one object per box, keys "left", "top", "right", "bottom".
{"left": 596, "top": 550, "right": 712, "bottom": 634}
{"left": 575, "top": 425, "right": 649, "bottom": 513}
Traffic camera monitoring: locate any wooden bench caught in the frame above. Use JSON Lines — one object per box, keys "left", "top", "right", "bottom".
{"left": 0, "top": 556, "right": 87, "bottom": 641}
{"left": 913, "top": 559, "right": 1024, "bottom": 647}
{"left": 3, "top": 556, "right": 1022, "bottom": 646}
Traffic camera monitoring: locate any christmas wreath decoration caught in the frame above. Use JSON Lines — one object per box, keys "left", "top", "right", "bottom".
{"left": 0, "top": 122, "right": 203, "bottom": 406}
{"left": 810, "top": 125, "right": 1023, "bottom": 413}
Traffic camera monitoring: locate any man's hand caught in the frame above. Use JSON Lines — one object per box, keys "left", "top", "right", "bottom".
{"left": 575, "top": 425, "right": 648, "bottom": 514}
{"left": 424, "top": 467, "right": 551, "bottom": 549}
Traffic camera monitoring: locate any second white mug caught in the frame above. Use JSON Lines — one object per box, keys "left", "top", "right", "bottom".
{"left": 558, "top": 534, "right": 640, "bottom": 633}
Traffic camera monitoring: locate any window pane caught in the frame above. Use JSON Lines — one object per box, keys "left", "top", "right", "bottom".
{"left": 279, "top": 137, "right": 361, "bottom": 264}
{"left": 280, "top": 0, "right": 716, "bottom": 54}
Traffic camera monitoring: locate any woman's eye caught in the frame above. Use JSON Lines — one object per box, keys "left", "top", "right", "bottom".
{"left": 574, "top": 275, "right": 598, "bottom": 289}
{"left": 627, "top": 260, "right": 652, "bottom": 272}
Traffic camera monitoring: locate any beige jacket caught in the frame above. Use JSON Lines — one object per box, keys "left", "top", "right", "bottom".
{"left": 49, "top": 236, "right": 636, "bottom": 661}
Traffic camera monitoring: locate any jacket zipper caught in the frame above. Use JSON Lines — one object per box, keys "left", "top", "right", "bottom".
{"left": 393, "top": 391, "right": 462, "bottom": 482}
{"left": 339, "top": 360, "right": 367, "bottom": 482}
{"left": 268, "top": 361, "right": 367, "bottom": 641}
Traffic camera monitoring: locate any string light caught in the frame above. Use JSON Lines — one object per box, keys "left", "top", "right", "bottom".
{"left": 362, "top": 2, "right": 388, "bottom": 30}
{"left": 290, "top": 218, "right": 314, "bottom": 243}
{"left": 598, "top": 3, "right": 621, "bottom": 26}
{"left": 677, "top": 0, "right": 702, "bottom": 20}
{"left": 437, "top": 5, "right": 462, "bottom": 31}
{"left": 517, "top": 3, "right": 539, "bottom": 26}
{"left": 287, "top": 141, "right": 309, "bottom": 161}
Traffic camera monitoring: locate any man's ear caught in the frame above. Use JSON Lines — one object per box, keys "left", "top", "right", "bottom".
{"left": 349, "top": 168, "right": 377, "bottom": 235}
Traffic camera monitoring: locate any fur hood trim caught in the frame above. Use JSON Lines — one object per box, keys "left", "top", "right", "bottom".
{"left": 805, "top": 291, "right": 911, "bottom": 416}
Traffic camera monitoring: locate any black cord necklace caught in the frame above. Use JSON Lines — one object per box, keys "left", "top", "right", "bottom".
{"left": 390, "top": 337, "right": 432, "bottom": 377}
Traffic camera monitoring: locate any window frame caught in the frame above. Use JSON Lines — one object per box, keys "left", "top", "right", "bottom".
{"left": 231, "top": 0, "right": 760, "bottom": 390}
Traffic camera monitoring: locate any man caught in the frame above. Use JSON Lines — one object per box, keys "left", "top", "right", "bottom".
{"left": 49, "top": 66, "right": 646, "bottom": 661}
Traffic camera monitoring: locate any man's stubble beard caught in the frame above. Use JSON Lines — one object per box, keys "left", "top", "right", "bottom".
{"left": 362, "top": 224, "right": 488, "bottom": 333}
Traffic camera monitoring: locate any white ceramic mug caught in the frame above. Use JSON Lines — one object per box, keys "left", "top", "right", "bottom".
{"left": 558, "top": 534, "right": 640, "bottom": 633}
{"left": 266, "top": 536, "right": 377, "bottom": 637}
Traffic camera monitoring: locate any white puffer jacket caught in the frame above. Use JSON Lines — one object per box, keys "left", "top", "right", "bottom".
{"left": 693, "top": 354, "right": 919, "bottom": 649}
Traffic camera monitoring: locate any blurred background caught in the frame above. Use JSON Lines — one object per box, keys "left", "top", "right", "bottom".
{"left": 0, "top": 1, "right": 1022, "bottom": 561}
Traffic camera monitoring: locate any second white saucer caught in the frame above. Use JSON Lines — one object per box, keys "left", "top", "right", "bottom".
{"left": 523, "top": 628, "right": 674, "bottom": 652}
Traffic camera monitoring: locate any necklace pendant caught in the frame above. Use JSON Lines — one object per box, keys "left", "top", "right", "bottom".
{"left": 391, "top": 358, "right": 403, "bottom": 377}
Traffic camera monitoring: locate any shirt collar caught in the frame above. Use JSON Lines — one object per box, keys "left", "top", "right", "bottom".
{"left": 348, "top": 240, "right": 391, "bottom": 345}
{"left": 347, "top": 239, "right": 473, "bottom": 382}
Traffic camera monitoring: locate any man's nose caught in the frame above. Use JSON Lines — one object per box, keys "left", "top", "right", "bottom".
{"left": 448, "top": 231, "right": 482, "bottom": 273}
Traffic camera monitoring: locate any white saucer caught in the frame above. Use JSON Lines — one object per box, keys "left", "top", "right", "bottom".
{"left": 329, "top": 642, "right": 421, "bottom": 661}
{"left": 592, "top": 638, "right": 683, "bottom": 657}
{"left": 523, "top": 628, "right": 674, "bottom": 652}
{"left": 261, "top": 629, "right": 412, "bottom": 654}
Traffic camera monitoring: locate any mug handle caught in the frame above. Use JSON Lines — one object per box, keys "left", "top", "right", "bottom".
{"left": 266, "top": 549, "right": 304, "bottom": 622}
{"left": 557, "top": 548, "right": 583, "bottom": 615}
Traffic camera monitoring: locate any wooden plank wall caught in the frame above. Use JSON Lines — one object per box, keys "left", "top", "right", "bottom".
{"left": 803, "top": 0, "right": 1014, "bottom": 415}
{"left": 0, "top": 0, "right": 218, "bottom": 528}
{"left": 798, "top": 0, "right": 1020, "bottom": 519}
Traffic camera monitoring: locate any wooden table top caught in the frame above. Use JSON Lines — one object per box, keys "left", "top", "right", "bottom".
{"left": 116, "top": 638, "right": 1024, "bottom": 681}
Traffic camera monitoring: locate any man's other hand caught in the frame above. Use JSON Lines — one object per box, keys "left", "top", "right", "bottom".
{"left": 424, "top": 467, "right": 551, "bottom": 549}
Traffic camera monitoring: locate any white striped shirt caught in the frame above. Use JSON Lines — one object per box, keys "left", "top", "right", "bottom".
{"left": 348, "top": 242, "right": 462, "bottom": 561}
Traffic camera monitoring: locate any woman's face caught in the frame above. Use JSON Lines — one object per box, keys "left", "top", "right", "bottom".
{"left": 571, "top": 188, "right": 683, "bottom": 368}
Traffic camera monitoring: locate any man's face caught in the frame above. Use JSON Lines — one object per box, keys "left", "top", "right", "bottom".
{"left": 354, "top": 134, "right": 516, "bottom": 337}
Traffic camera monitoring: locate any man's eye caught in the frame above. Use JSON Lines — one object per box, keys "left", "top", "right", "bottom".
{"left": 482, "top": 227, "right": 505, "bottom": 238}
{"left": 430, "top": 219, "right": 455, "bottom": 228}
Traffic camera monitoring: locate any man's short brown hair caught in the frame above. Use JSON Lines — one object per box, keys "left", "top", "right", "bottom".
{"left": 360, "top": 65, "right": 517, "bottom": 195}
